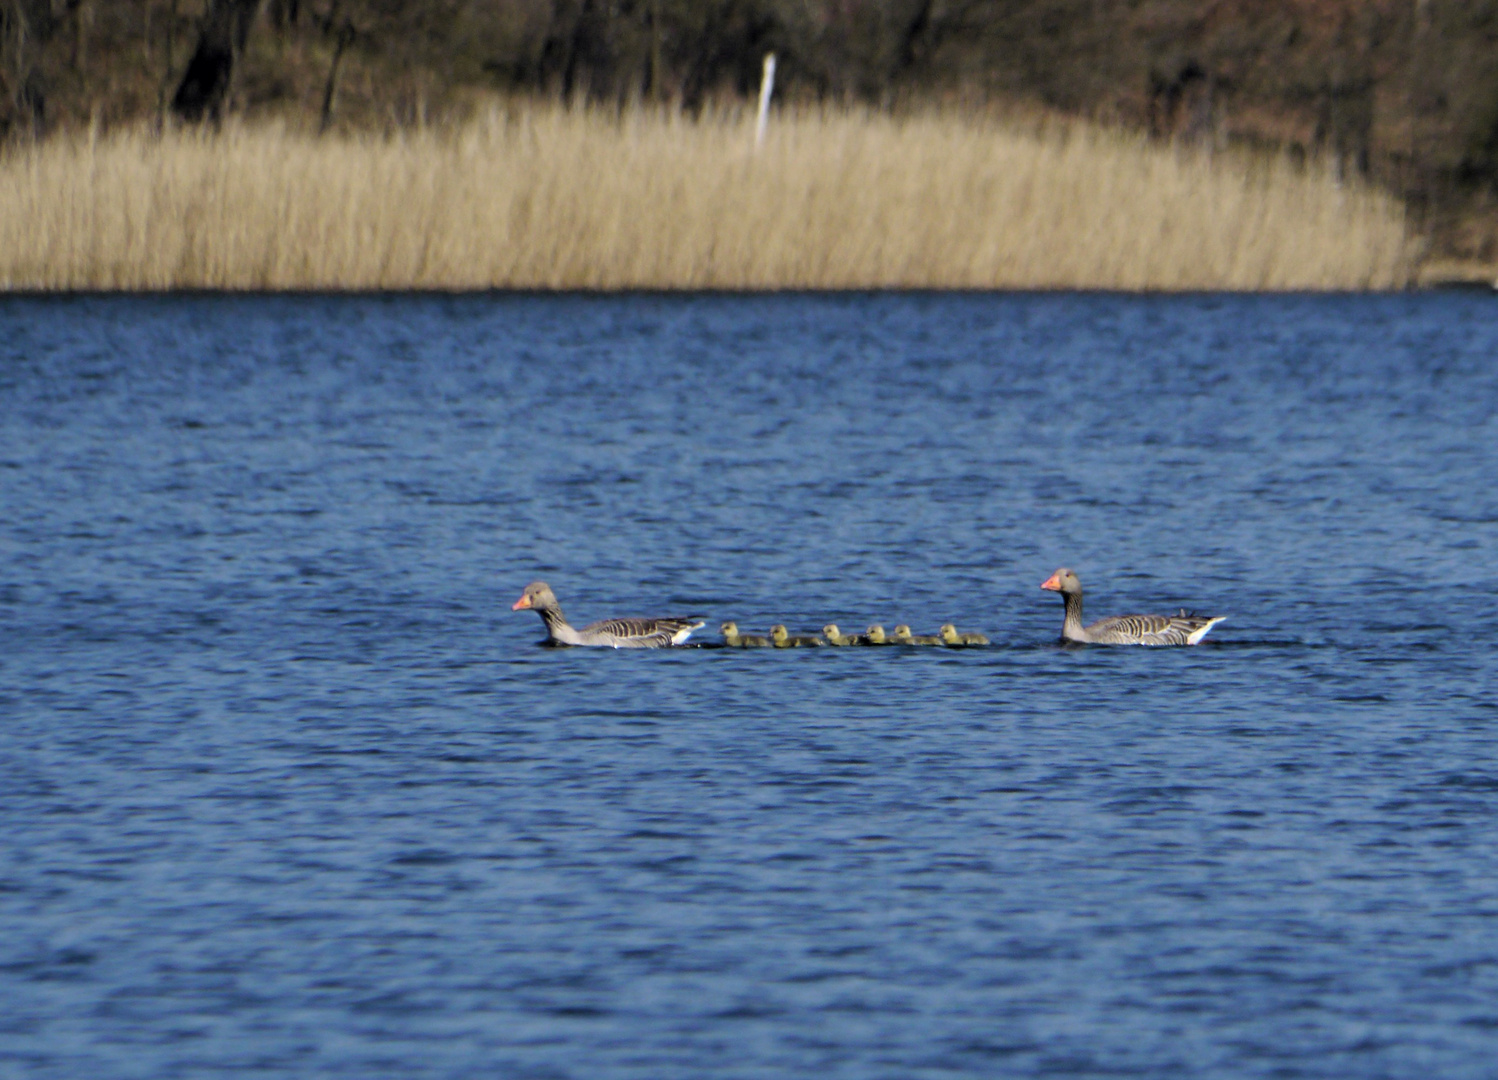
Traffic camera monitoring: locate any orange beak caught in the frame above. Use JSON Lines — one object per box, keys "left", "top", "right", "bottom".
{"left": 1040, "top": 572, "right": 1061, "bottom": 591}
{"left": 511, "top": 593, "right": 532, "bottom": 611}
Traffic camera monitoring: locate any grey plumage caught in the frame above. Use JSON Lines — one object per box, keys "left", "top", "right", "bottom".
{"left": 512, "top": 581, "right": 703, "bottom": 648}
{"left": 1040, "top": 568, "right": 1224, "bottom": 646}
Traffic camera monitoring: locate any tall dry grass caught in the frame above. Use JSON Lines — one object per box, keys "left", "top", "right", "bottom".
{"left": 0, "top": 106, "right": 1410, "bottom": 291}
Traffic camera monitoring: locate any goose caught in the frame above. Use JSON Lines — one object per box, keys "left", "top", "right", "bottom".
{"left": 892, "top": 624, "right": 942, "bottom": 645}
{"left": 822, "top": 623, "right": 865, "bottom": 646}
{"left": 721, "top": 621, "right": 771, "bottom": 647}
{"left": 864, "top": 624, "right": 892, "bottom": 645}
{"left": 1039, "top": 568, "right": 1225, "bottom": 646}
{"left": 939, "top": 623, "right": 990, "bottom": 646}
{"left": 771, "top": 624, "right": 824, "bottom": 647}
{"left": 511, "top": 581, "right": 703, "bottom": 648}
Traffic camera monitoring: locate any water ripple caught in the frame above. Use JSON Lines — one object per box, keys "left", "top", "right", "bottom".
{"left": 2, "top": 293, "right": 1498, "bottom": 1078}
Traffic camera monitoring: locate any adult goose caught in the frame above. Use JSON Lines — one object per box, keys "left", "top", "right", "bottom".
{"left": 721, "top": 621, "right": 771, "bottom": 647}
{"left": 1039, "top": 568, "right": 1225, "bottom": 646}
{"left": 512, "top": 581, "right": 703, "bottom": 648}
{"left": 939, "top": 623, "right": 990, "bottom": 646}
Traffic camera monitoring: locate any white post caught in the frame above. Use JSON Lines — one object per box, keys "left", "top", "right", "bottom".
{"left": 755, "top": 53, "right": 776, "bottom": 149}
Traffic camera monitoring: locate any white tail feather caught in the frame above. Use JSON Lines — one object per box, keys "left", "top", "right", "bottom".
{"left": 1186, "top": 617, "right": 1227, "bottom": 645}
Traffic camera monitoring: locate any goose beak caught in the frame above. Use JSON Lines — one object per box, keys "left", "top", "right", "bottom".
{"left": 511, "top": 593, "right": 533, "bottom": 610}
{"left": 1040, "top": 572, "right": 1061, "bottom": 591}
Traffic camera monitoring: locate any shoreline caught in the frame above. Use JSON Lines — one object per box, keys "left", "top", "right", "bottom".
{"left": 3, "top": 284, "right": 1478, "bottom": 298}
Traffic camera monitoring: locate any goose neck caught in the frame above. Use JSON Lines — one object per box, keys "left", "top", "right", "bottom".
{"left": 537, "top": 603, "right": 571, "bottom": 638}
{"left": 1061, "top": 589, "right": 1087, "bottom": 638}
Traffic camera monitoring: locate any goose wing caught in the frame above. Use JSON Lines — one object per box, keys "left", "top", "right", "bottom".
{"left": 1086, "top": 612, "right": 1225, "bottom": 646}
{"left": 577, "top": 616, "right": 705, "bottom": 648}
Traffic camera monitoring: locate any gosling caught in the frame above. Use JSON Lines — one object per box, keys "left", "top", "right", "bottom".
{"left": 939, "top": 623, "right": 990, "bottom": 646}
{"left": 864, "top": 624, "right": 891, "bottom": 645}
{"left": 771, "top": 624, "right": 824, "bottom": 647}
{"left": 721, "top": 620, "right": 771, "bottom": 647}
{"left": 822, "top": 623, "right": 865, "bottom": 646}
{"left": 892, "top": 624, "right": 942, "bottom": 646}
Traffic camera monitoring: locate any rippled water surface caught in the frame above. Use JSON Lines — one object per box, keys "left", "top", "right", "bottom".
{"left": 3, "top": 292, "right": 1498, "bottom": 1078}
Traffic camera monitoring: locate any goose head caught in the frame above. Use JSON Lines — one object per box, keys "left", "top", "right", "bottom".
{"left": 1040, "top": 568, "right": 1082, "bottom": 596}
{"left": 512, "top": 581, "right": 559, "bottom": 612}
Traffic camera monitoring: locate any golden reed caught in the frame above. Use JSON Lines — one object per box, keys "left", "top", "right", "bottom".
{"left": 0, "top": 106, "right": 1410, "bottom": 291}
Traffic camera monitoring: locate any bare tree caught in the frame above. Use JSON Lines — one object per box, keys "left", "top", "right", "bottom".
{"left": 171, "top": 0, "right": 263, "bottom": 123}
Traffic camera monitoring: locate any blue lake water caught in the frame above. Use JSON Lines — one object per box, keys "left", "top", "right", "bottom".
{"left": 2, "top": 291, "right": 1497, "bottom": 1078}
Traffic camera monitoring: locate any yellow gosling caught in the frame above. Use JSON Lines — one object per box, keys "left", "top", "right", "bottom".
{"left": 893, "top": 624, "right": 943, "bottom": 646}
{"left": 939, "top": 623, "right": 991, "bottom": 646}
{"left": 721, "top": 620, "right": 770, "bottom": 647}
{"left": 822, "top": 623, "right": 864, "bottom": 646}
{"left": 771, "top": 624, "right": 824, "bottom": 647}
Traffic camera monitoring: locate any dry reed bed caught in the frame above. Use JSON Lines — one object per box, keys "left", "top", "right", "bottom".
{"left": 0, "top": 107, "right": 1410, "bottom": 291}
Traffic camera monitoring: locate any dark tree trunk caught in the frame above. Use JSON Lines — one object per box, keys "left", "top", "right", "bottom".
{"left": 896, "top": 0, "right": 933, "bottom": 73}
{"left": 267, "top": 0, "right": 298, "bottom": 32}
{"left": 319, "top": 20, "right": 354, "bottom": 133}
{"left": 171, "top": 0, "right": 262, "bottom": 123}
{"left": 559, "top": 0, "right": 593, "bottom": 101}
{"left": 3, "top": 0, "right": 54, "bottom": 137}
{"left": 72, "top": 0, "right": 91, "bottom": 70}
